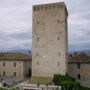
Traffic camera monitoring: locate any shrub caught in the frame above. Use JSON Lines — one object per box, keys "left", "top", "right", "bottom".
{"left": 52, "top": 74, "right": 75, "bottom": 85}
{"left": 3, "top": 83, "right": 7, "bottom": 87}
{"left": 61, "top": 81, "right": 80, "bottom": 90}
{"left": 78, "top": 86, "right": 90, "bottom": 90}
{"left": 0, "top": 88, "right": 8, "bottom": 90}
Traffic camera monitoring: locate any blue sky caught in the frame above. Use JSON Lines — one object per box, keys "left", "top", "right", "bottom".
{"left": 0, "top": 0, "right": 90, "bottom": 52}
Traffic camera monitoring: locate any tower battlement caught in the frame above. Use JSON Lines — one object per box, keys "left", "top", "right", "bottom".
{"left": 33, "top": 2, "right": 68, "bottom": 16}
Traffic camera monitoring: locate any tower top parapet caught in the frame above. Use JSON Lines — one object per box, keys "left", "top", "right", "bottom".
{"left": 33, "top": 2, "right": 68, "bottom": 16}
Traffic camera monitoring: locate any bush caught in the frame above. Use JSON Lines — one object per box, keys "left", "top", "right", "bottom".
{"left": 0, "top": 88, "right": 8, "bottom": 90}
{"left": 52, "top": 74, "right": 90, "bottom": 90}
{"left": 61, "top": 81, "right": 80, "bottom": 90}
{"left": 3, "top": 83, "right": 7, "bottom": 87}
{"left": 78, "top": 86, "right": 90, "bottom": 90}
{"left": 52, "top": 74, "right": 75, "bottom": 85}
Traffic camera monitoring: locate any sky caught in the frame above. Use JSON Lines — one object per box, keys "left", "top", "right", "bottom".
{"left": 0, "top": 0, "right": 90, "bottom": 52}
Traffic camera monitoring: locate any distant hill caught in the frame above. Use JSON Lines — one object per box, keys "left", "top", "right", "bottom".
{"left": 1, "top": 49, "right": 90, "bottom": 56}
{"left": 70, "top": 50, "right": 90, "bottom": 55}
{"left": 0, "top": 49, "right": 32, "bottom": 55}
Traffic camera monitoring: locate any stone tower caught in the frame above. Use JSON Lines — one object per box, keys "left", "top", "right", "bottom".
{"left": 32, "top": 2, "right": 68, "bottom": 77}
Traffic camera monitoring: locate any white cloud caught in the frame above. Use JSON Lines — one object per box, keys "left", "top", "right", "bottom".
{"left": 0, "top": 0, "right": 90, "bottom": 52}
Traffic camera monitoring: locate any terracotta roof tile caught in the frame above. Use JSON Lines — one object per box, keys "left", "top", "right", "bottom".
{"left": 68, "top": 53, "right": 90, "bottom": 63}
{"left": 0, "top": 52, "right": 31, "bottom": 61}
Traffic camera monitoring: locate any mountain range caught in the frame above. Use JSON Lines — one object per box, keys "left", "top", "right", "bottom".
{"left": 0, "top": 49, "right": 90, "bottom": 55}
{"left": 70, "top": 49, "right": 90, "bottom": 55}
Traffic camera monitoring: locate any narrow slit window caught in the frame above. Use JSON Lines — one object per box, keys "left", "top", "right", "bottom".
{"left": 14, "top": 62, "right": 16, "bottom": 67}
{"left": 14, "top": 72, "right": 16, "bottom": 77}
{"left": 3, "top": 71, "right": 5, "bottom": 76}
{"left": 77, "top": 63, "right": 80, "bottom": 69}
{"left": 37, "top": 38, "right": 39, "bottom": 42}
{"left": 3, "top": 62, "right": 5, "bottom": 66}
{"left": 37, "top": 62, "right": 39, "bottom": 65}
{"left": 34, "top": 7, "right": 36, "bottom": 11}
{"left": 59, "top": 52, "right": 60, "bottom": 56}
{"left": 37, "top": 21, "right": 39, "bottom": 24}
{"left": 58, "top": 62, "right": 60, "bottom": 66}
{"left": 37, "top": 52, "right": 38, "bottom": 56}
{"left": 45, "top": 6, "right": 47, "bottom": 10}
{"left": 58, "top": 36, "right": 60, "bottom": 40}
{"left": 58, "top": 19, "right": 59, "bottom": 23}
{"left": 77, "top": 74, "right": 81, "bottom": 80}
{"left": 37, "top": 7, "right": 40, "bottom": 11}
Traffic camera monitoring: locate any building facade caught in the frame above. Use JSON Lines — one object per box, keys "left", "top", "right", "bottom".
{"left": 0, "top": 52, "right": 31, "bottom": 78}
{"left": 32, "top": 2, "right": 68, "bottom": 77}
{"left": 68, "top": 53, "right": 90, "bottom": 87}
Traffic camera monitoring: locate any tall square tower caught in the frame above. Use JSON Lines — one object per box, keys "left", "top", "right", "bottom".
{"left": 32, "top": 2, "right": 68, "bottom": 77}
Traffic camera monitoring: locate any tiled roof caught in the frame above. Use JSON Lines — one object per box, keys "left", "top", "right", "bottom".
{"left": 68, "top": 53, "right": 90, "bottom": 63}
{"left": 0, "top": 52, "right": 31, "bottom": 61}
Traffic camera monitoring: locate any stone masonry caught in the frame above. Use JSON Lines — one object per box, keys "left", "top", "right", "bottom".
{"left": 32, "top": 2, "right": 68, "bottom": 77}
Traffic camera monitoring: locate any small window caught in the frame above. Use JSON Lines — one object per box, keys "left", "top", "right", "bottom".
{"left": 3, "top": 62, "right": 5, "bottom": 66}
{"left": 58, "top": 5, "right": 59, "bottom": 9}
{"left": 37, "top": 7, "right": 40, "bottom": 11}
{"left": 49, "top": 6, "right": 52, "bottom": 9}
{"left": 58, "top": 62, "right": 60, "bottom": 66}
{"left": 58, "top": 36, "right": 60, "bottom": 40}
{"left": 37, "top": 21, "right": 39, "bottom": 24}
{"left": 33, "top": 7, "right": 36, "bottom": 11}
{"left": 59, "top": 52, "right": 60, "bottom": 56}
{"left": 41, "top": 6, "right": 43, "bottom": 10}
{"left": 37, "top": 62, "right": 39, "bottom": 65}
{"left": 36, "top": 52, "right": 38, "bottom": 56}
{"left": 53, "top": 5, "right": 55, "bottom": 9}
{"left": 45, "top": 6, "right": 47, "bottom": 10}
{"left": 77, "top": 63, "right": 80, "bottom": 69}
{"left": 58, "top": 19, "right": 59, "bottom": 23}
{"left": 37, "top": 38, "right": 39, "bottom": 42}
{"left": 14, "top": 72, "right": 16, "bottom": 77}
{"left": 14, "top": 62, "right": 16, "bottom": 67}
{"left": 3, "top": 71, "right": 5, "bottom": 76}
{"left": 77, "top": 74, "right": 81, "bottom": 80}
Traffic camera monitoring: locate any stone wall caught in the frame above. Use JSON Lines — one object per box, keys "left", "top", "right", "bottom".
{"left": 0, "top": 60, "right": 31, "bottom": 78}
{"left": 68, "top": 63, "right": 90, "bottom": 87}
{"left": 32, "top": 2, "right": 68, "bottom": 77}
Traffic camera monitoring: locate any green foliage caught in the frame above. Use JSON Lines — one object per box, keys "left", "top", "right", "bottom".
{"left": 3, "top": 83, "right": 7, "bottom": 87}
{"left": 0, "top": 88, "right": 8, "bottom": 90}
{"left": 10, "top": 88, "right": 16, "bottom": 90}
{"left": 52, "top": 74, "right": 90, "bottom": 90}
{"left": 61, "top": 81, "right": 80, "bottom": 86}
{"left": 61, "top": 81, "right": 80, "bottom": 90}
{"left": 52, "top": 74, "right": 75, "bottom": 85}
{"left": 78, "top": 86, "right": 90, "bottom": 90}
{"left": 0, "top": 88, "right": 17, "bottom": 90}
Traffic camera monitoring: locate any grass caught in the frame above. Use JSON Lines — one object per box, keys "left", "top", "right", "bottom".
{"left": 29, "top": 76, "right": 53, "bottom": 85}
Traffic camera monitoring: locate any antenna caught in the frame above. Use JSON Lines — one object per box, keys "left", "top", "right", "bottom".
{"left": 28, "top": 50, "right": 31, "bottom": 55}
